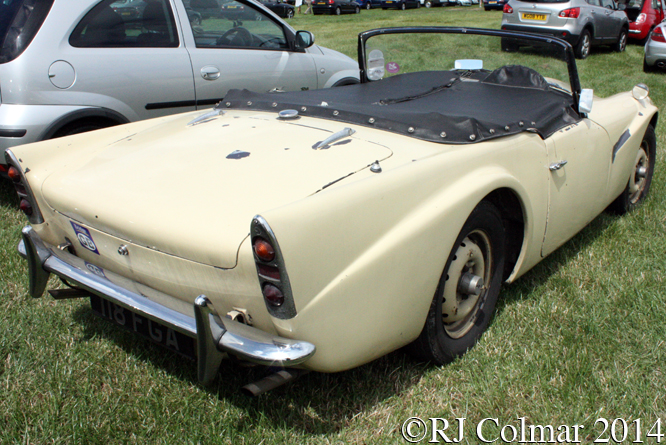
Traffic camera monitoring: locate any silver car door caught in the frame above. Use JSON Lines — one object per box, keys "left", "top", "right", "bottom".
{"left": 175, "top": 0, "right": 317, "bottom": 107}
{"left": 65, "top": 0, "right": 196, "bottom": 120}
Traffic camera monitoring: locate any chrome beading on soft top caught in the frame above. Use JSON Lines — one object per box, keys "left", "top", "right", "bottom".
{"left": 18, "top": 226, "right": 315, "bottom": 384}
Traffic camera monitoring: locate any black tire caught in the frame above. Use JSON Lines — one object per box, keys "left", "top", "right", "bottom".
{"left": 608, "top": 125, "right": 656, "bottom": 214}
{"left": 407, "top": 201, "right": 506, "bottom": 364}
{"left": 501, "top": 37, "right": 518, "bottom": 52}
{"left": 643, "top": 57, "right": 656, "bottom": 73}
{"left": 286, "top": 8, "right": 294, "bottom": 18}
{"left": 52, "top": 121, "right": 114, "bottom": 138}
{"left": 614, "top": 28, "right": 627, "bottom": 52}
{"left": 575, "top": 29, "right": 591, "bottom": 59}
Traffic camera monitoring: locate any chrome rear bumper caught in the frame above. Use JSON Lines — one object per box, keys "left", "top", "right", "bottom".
{"left": 18, "top": 225, "right": 315, "bottom": 384}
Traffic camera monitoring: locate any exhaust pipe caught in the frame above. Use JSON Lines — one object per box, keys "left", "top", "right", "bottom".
{"left": 656, "top": 61, "right": 666, "bottom": 68}
{"left": 241, "top": 369, "right": 309, "bottom": 396}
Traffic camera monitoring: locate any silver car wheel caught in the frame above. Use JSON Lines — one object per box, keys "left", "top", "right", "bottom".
{"left": 442, "top": 231, "right": 492, "bottom": 339}
{"left": 629, "top": 143, "right": 649, "bottom": 204}
{"left": 576, "top": 31, "right": 591, "bottom": 59}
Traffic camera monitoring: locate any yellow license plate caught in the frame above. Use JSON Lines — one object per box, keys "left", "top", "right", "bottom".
{"left": 522, "top": 12, "right": 547, "bottom": 20}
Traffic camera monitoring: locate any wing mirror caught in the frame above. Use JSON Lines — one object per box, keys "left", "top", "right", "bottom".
{"left": 295, "top": 30, "right": 315, "bottom": 49}
{"left": 366, "top": 49, "right": 385, "bottom": 80}
{"left": 578, "top": 88, "right": 594, "bottom": 115}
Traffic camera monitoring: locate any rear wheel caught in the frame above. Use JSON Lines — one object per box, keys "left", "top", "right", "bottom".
{"left": 575, "top": 30, "right": 591, "bottom": 59}
{"left": 408, "top": 201, "right": 506, "bottom": 364}
{"left": 608, "top": 125, "right": 656, "bottom": 214}
{"left": 501, "top": 37, "right": 518, "bottom": 52}
{"left": 52, "top": 120, "right": 116, "bottom": 138}
{"left": 614, "top": 28, "right": 627, "bottom": 52}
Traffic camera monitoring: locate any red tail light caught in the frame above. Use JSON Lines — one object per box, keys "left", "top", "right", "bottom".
{"left": 503, "top": 3, "right": 512, "bottom": 13}
{"left": 328, "top": 0, "right": 334, "bottom": 4}
{"left": 558, "top": 7, "right": 580, "bottom": 18}
{"left": 0, "top": 164, "right": 7, "bottom": 174}
{"left": 257, "top": 264, "right": 280, "bottom": 280}
{"left": 651, "top": 27, "right": 666, "bottom": 43}
{"left": 262, "top": 284, "right": 284, "bottom": 307}
{"left": 19, "top": 199, "right": 33, "bottom": 216}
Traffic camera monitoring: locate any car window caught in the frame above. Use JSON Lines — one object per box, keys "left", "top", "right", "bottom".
{"left": 187, "top": 0, "right": 288, "bottom": 49}
{"left": 586, "top": 0, "right": 601, "bottom": 6}
{"left": 70, "top": 0, "right": 179, "bottom": 48}
{"left": 600, "top": 0, "right": 614, "bottom": 7}
{"left": 0, "top": 0, "right": 54, "bottom": 64}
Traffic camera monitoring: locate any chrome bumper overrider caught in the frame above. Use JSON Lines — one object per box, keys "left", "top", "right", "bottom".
{"left": 18, "top": 225, "right": 315, "bottom": 384}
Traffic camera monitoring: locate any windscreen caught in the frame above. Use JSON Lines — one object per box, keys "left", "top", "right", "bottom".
{"left": 0, "top": 0, "right": 54, "bottom": 64}
{"left": 364, "top": 30, "right": 573, "bottom": 93}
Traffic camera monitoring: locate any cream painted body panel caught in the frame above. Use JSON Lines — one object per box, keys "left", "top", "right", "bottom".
{"left": 11, "top": 90, "right": 657, "bottom": 372}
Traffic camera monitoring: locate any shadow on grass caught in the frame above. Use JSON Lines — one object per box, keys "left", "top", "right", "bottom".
{"left": 65, "top": 210, "right": 619, "bottom": 434}
{"left": 0, "top": 177, "right": 19, "bottom": 210}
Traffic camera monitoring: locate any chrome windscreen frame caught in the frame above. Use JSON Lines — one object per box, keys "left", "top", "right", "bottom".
{"left": 18, "top": 226, "right": 316, "bottom": 385}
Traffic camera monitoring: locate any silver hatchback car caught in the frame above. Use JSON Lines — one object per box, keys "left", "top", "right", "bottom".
{"left": 0, "top": 0, "right": 359, "bottom": 170}
{"left": 501, "top": 0, "right": 629, "bottom": 59}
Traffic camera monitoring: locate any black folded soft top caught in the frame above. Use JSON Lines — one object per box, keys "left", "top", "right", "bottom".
{"left": 220, "top": 65, "right": 581, "bottom": 145}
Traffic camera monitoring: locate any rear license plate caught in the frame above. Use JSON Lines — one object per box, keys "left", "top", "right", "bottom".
{"left": 521, "top": 12, "right": 546, "bottom": 20}
{"left": 90, "top": 295, "right": 196, "bottom": 360}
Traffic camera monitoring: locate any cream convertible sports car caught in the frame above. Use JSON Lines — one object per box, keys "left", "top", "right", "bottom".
{"left": 6, "top": 28, "right": 657, "bottom": 386}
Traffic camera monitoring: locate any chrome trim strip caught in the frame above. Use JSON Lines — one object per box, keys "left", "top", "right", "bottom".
{"left": 4, "top": 149, "right": 45, "bottom": 224}
{"left": 18, "top": 226, "right": 316, "bottom": 381}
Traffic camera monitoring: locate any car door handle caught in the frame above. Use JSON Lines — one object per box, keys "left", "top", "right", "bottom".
{"left": 201, "top": 66, "right": 221, "bottom": 81}
{"left": 549, "top": 160, "right": 568, "bottom": 171}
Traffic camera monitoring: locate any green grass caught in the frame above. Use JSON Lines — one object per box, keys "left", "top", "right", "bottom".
{"left": 2, "top": 7, "right": 666, "bottom": 444}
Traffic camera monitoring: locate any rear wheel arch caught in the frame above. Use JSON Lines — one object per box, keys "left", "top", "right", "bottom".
{"left": 483, "top": 188, "right": 526, "bottom": 282}
{"left": 42, "top": 108, "right": 129, "bottom": 140}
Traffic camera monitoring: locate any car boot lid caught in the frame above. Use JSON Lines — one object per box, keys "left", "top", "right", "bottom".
{"left": 39, "top": 110, "right": 392, "bottom": 269}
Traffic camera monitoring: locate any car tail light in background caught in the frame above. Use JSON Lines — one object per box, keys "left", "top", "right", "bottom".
{"left": 503, "top": 3, "right": 512, "bottom": 13}
{"left": 0, "top": 164, "right": 7, "bottom": 174}
{"left": 650, "top": 27, "right": 666, "bottom": 42}
{"left": 4, "top": 150, "right": 44, "bottom": 224}
{"left": 558, "top": 7, "right": 580, "bottom": 18}
{"left": 251, "top": 216, "right": 297, "bottom": 319}
{"left": 636, "top": 13, "right": 647, "bottom": 24}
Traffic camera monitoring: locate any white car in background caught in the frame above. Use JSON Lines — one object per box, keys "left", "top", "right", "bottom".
{"left": 0, "top": 0, "right": 359, "bottom": 172}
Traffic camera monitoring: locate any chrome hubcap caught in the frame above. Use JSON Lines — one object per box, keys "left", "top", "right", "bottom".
{"left": 629, "top": 144, "right": 649, "bottom": 204}
{"left": 442, "top": 231, "right": 492, "bottom": 339}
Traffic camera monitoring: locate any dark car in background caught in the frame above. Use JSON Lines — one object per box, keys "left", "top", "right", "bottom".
{"left": 358, "top": 0, "right": 382, "bottom": 8}
{"left": 483, "top": 0, "right": 507, "bottom": 10}
{"left": 313, "top": 0, "right": 361, "bottom": 14}
{"left": 381, "top": 0, "right": 420, "bottom": 8}
{"left": 257, "top": 0, "right": 295, "bottom": 17}
{"left": 618, "top": 0, "right": 665, "bottom": 42}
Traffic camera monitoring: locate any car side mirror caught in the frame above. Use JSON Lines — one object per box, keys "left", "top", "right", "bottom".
{"left": 579, "top": 88, "right": 594, "bottom": 115}
{"left": 295, "top": 30, "right": 315, "bottom": 49}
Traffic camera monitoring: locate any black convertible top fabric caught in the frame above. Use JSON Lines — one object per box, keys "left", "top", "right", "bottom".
{"left": 220, "top": 66, "right": 581, "bottom": 144}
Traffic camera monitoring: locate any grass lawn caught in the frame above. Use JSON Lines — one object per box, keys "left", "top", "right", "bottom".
{"left": 1, "top": 7, "right": 665, "bottom": 444}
